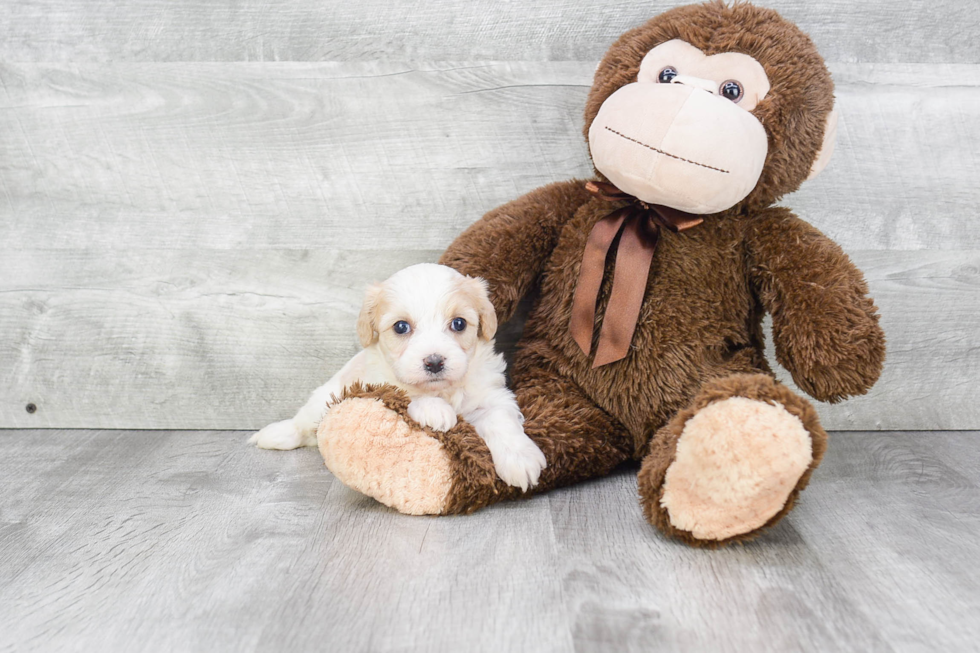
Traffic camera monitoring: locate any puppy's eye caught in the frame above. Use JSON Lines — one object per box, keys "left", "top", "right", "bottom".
{"left": 393, "top": 321, "right": 411, "bottom": 335}
{"left": 450, "top": 317, "right": 467, "bottom": 332}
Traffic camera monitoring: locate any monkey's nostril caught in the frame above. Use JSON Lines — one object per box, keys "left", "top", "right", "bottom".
{"left": 423, "top": 355, "right": 445, "bottom": 374}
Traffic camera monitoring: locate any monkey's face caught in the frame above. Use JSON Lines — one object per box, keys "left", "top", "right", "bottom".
{"left": 589, "top": 40, "right": 771, "bottom": 215}
{"left": 584, "top": 3, "right": 839, "bottom": 215}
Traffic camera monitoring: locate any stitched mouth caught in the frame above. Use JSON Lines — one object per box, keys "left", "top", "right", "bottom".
{"left": 604, "top": 126, "right": 730, "bottom": 174}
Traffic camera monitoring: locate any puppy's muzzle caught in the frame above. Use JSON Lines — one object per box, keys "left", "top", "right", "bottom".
{"left": 423, "top": 354, "right": 445, "bottom": 374}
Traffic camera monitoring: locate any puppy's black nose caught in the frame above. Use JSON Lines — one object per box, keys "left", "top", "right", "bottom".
{"left": 423, "top": 354, "right": 445, "bottom": 374}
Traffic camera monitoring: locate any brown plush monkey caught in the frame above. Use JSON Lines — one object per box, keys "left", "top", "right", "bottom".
{"left": 318, "top": 1, "right": 885, "bottom": 546}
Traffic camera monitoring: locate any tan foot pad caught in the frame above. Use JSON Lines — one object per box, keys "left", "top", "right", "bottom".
{"left": 318, "top": 397, "right": 453, "bottom": 515}
{"left": 660, "top": 396, "right": 813, "bottom": 541}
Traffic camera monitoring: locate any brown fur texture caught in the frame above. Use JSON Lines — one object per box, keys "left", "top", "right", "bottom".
{"left": 324, "top": 1, "right": 885, "bottom": 545}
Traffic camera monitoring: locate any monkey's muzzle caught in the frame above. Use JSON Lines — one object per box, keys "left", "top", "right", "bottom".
{"left": 588, "top": 82, "right": 768, "bottom": 214}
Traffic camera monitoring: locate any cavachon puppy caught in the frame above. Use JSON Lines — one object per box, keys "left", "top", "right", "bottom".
{"left": 250, "top": 263, "right": 547, "bottom": 491}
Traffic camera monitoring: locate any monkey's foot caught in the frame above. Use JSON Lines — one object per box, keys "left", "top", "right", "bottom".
{"left": 638, "top": 374, "right": 827, "bottom": 546}
{"left": 318, "top": 383, "right": 505, "bottom": 515}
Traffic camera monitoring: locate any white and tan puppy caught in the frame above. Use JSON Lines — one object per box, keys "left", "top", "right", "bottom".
{"left": 250, "top": 263, "right": 547, "bottom": 491}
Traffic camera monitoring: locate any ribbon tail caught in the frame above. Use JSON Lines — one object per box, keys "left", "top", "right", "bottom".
{"left": 585, "top": 180, "right": 633, "bottom": 203}
{"left": 653, "top": 204, "right": 704, "bottom": 232}
{"left": 569, "top": 209, "right": 629, "bottom": 356}
{"left": 592, "top": 219, "right": 659, "bottom": 367}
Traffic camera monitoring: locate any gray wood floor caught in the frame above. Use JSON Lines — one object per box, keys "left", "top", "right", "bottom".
{"left": 1, "top": 429, "right": 977, "bottom": 652}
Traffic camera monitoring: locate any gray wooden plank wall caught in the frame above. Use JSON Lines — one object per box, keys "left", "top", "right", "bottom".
{"left": 2, "top": 0, "right": 977, "bottom": 63}
{"left": 1, "top": 2, "right": 978, "bottom": 430}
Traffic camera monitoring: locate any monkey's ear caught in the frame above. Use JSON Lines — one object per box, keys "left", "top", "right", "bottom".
{"left": 807, "top": 107, "right": 839, "bottom": 180}
{"left": 356, "top": 283, "right": 384, "bottom": 348}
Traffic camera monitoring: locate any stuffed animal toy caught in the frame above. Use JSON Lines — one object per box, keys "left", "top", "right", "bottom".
{"left": 317, "top": 0, "right": 885, "bottom": 546}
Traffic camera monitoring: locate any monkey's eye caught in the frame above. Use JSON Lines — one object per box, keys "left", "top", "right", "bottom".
{"left": 720, "top": 80, "right": 743, "bottom": 102}
{"left": 393, "top": 321, "right": 411, "bottom": 335}
{"left": 657, "top": 67, "right": 678, "bottom": 84}
{"left": 450, "top": 317, "right": 467, "bottom": 332}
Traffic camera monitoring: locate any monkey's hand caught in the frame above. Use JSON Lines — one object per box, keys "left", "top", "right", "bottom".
{"left": 748, "top": 209, "right": 886, "bottom": 403}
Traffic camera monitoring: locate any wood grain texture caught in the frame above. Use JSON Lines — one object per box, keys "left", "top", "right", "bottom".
{"left": 0, "top": 429, "right": 978, "bottom": 651}
{"left": 2, "top": 53, "right": 978, "bottom": 430}
{"left": 551, "top": 429, "right": 980, "bottom": 652}
{"left": 2, "top": 62, "right": 979, "bottom": 252}
{"left": 1, "top": 0, "right": 978, "bottom": 64}
{"left": 0, "top": 249, "right": 436, "bottom": 429}
{"left": 2, "top": 248, "right": 978, "bottom": 430}
{"left": 0, "top": 61, "right": 592, "bottom": 252}
{"left": 794, "top": 431, "right": 980, "bottom": 651}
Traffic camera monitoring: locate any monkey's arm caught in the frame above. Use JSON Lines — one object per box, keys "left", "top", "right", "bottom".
{"left": 439, "top": 180, "right": 592, "bottom": 322}
{"left": 746, "top": 208, "right": 886, "bottom": 403}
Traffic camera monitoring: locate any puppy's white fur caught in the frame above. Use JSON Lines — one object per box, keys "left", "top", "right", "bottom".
{"left": 249, "top": 263, "right": 547, "bottom": 491}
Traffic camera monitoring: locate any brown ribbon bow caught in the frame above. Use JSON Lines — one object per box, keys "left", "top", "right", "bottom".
{"left": 570, "top": 181, "right": 704, "bottom": 367}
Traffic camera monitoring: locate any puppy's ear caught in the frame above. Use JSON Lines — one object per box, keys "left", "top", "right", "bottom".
{"left": 356, "top": 283, "right": 384, "bottom": 348}
{"left": 466, "top": 276, "right": 498, "bottom": 341}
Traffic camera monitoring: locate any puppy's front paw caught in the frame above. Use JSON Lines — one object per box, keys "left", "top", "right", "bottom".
{"left": 249, "top": 419, "right": 313, "bottom": 450}
{"left": 407, "top": 397, "right": 458, "bottom": 432}
{"left": 488, "top": 432, "right": 548, "bottom": 492}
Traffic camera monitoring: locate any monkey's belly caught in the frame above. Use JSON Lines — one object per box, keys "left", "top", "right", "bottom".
{"left": 520, "top": 250, "right": 764, "bottom": 445}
